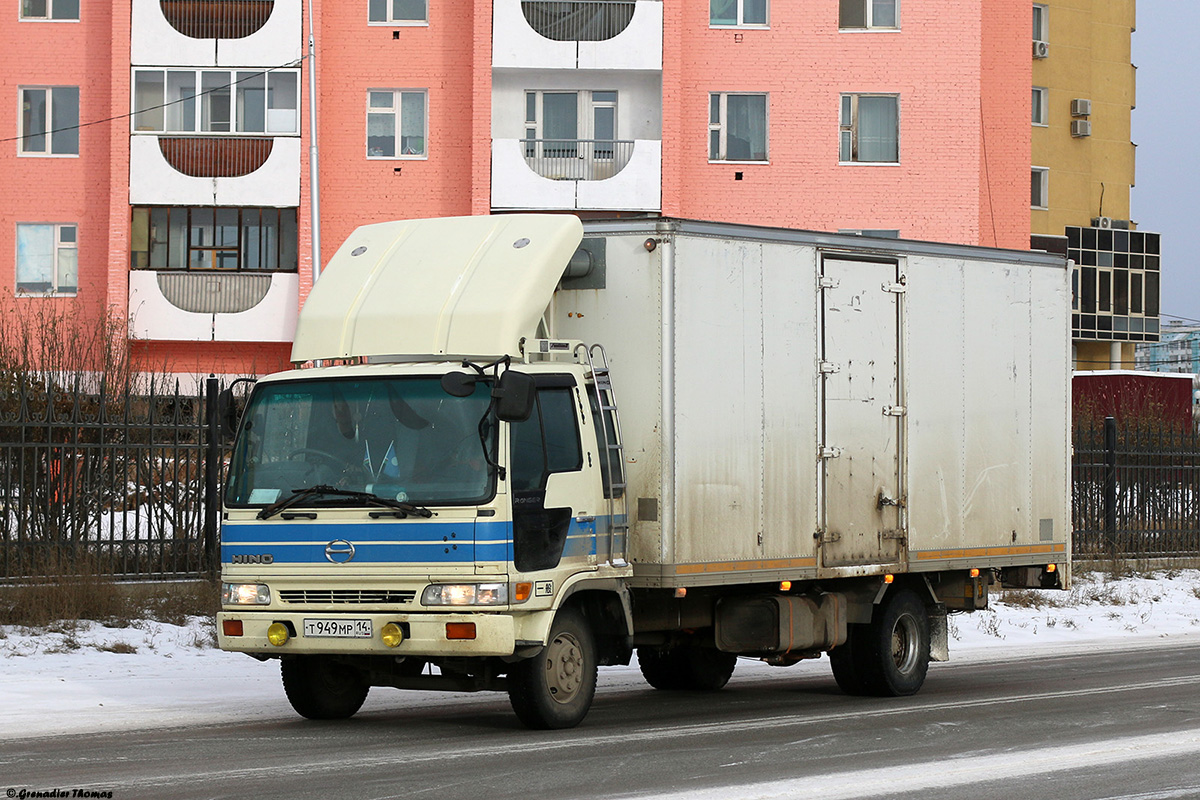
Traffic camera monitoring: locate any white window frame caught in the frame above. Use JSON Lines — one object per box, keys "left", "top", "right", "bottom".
{"left": 368, "top": 0, "right": 429, "bottom": 25}
{"left": 1033, "top": 4, "right": 1048, "bottom": 44}
{"left": 19, "top": 0, "right": 79, "bottom": 21}
{"left": 523, "top": 90, "right": 618, "bottom": 155}
{"left": 19, "top": 86, "right": 79, "bottom": 156}
{"left": 15, "top": 223, "right": 77, "bottom": 296}
{"left": 709, "top": 0, "right": 769, "bottom": 28}
{"left": 708, "top": 92, "right": 769, "bottom": 163}
{"left": 1032, "top": 86, "right": 1048, "bottom": 126}
{"left": 839, "top": 93, "right": 900, "bottom": 164}
{"left": 131, "top": 69, "right": 301, "bottom": 136}
{"left": 366, "top": 89, "right": 428, "bottom": 159}
{"left": 838, "top": 0, "right": 899, "bottom": 30}
{"left": 1032, "top": 166, "right": 1049, "bottom": 209}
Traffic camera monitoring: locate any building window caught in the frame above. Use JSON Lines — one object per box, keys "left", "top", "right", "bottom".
{"left": 839, "top": 0, "right": 897, "bottom": 29}
{"left": 1032, "top": 4, "right": 1048, "bottom": 44}
{"left": 524, "top": 90, "right": 617, "bottom": 159}
{"left": 367, "top": 90, "right": 427, "bottom": 158}
{"left": 15, "top": 223, "right": 77, "bottom": 295}
{"left": 20, "top": 0, "right": 78, "bottom": 19}
{"left": 20, "top": 87, "right": 79, "bottom": 156}
{"left": 710, "top": 0, "right": 767, "bottom": 27}
{"left": 1031, "top": 167, "right": 1049, "bottom": 209}
{"left": 368, "top": 0, "right": 428, "bottom": 24}
{"left": 132, "top": 69, "right": 300, "bottom": 135}
{"left": 709, "top": 93, "right": 768, "bottom": 162}
{"left": 839, "top": 94, "right": 898, "bottom": 163}
{"left": 130, "top": 207, "right": 298, "bottom": 272}
{"left": 1032, "top": 87, "right": 1048, "bottom": 126}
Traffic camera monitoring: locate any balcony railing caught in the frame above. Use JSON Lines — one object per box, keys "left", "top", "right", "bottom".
{"left": 158, "top": 136, "right": 274, "bottom": 177}
{"left": 520, "top": 0, "right": 635, "bottom": 41}
{"left": 521, "top": 139, "right": 634, "bottom": 180}
{"left": 160, "top": 0, "right": 274, "bottom": 39}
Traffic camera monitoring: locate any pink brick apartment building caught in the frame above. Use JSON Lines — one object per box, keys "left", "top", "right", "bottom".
{"left": 2, "top": 0, "right": 1031, "bottom": 379}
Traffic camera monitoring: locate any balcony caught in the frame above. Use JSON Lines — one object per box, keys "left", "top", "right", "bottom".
{"left": 131, "top": 0, "right": 300, "bottom": 68}
{"left": 492, "top": 138, "right": 660, "bottom": 211}
{"left": 494, "top": 0, "right": 662, "bottom": 71}
{"left": 130, "top": 135, "right": 300, "bottom": 205}
{"left": 128, "top": 271, "right": 299, "bottom": 342}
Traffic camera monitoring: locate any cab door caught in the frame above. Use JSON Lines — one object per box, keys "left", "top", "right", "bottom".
{"left": 508, "top": 375, "right": 601, "bottom": 573}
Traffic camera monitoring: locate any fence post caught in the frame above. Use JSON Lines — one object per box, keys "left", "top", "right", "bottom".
{"left": 1103, "top": 415, "right": 1117, "bottom": 548}
{"left": 203, "top": 375, "right": 221, "bottom": 579}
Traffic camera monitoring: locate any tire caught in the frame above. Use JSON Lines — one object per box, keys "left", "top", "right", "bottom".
{"left": 858, "top": 588, "right": 931, "bottom": 697}
{"left": 828, "top": 624, "right": 871, "bottom": 696}
{"left": 508, "top": 608, "right": 597, "bottom": 729}
{"left": 638, "top": 646, "right": 737, "bottom": 691}
{"left": 281, "top": 656, "right": 370, "bottom": 720}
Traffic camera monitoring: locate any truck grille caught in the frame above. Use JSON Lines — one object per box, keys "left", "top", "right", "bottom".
{"left": 277, "top": 589, "right": 416, "bottom": 605}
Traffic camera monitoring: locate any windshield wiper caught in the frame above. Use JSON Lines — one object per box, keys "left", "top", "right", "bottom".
{"left": 257, "top": 485, "right": 433, "bottom": 520}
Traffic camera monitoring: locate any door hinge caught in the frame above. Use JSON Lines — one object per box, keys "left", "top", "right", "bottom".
{"left": 881, "top": 528, "right": 907, "bottom": 541}
{"left": 883, "top": 282, "right": 907, "bottom": 294}
{"left": 819, "top": 360, "right": 841, "bottom": 374}
{"left": 815, "top": 529, "right": 841, "bottom": 543}
{"left": 882, "top": 405, "right": 907, "bottom": 417}
{"left": 818, "top": 276, "right": 840, "bottom": 289}
{"left": 819, "top": 446, "right": 843, "bottom": 459}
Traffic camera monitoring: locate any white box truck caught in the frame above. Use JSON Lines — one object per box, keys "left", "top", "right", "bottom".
{"left": 217, "top": 215, "right": 1070, "bottom": 729}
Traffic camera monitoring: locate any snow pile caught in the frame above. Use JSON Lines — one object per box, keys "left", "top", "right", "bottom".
{"left": 1, "top": 569, "right": 1198, "bottom": 740}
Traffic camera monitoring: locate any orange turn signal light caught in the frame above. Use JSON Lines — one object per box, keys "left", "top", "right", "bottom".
{"left": 222, "top": 619, "right": 244, "bottom": 637}
{"left": 969, "top": 568, "right": 981, "bottom": 578}
{"left": 446, "top": 622, "right": 477, "bottom": 640}
{"left": 1046, "top": 563, "right": 1057, "bottom": 573}
{"left": 779, "top": 580, "right": 792, "bottom": 591}
{"left": 674, "top": 587, "right": 687, "bottom": 598}
{"left": 883, "top": 574, "right": 894, "bottom": 584}
{"left": 513, "top": 582, "right": 532, "bottom": 602}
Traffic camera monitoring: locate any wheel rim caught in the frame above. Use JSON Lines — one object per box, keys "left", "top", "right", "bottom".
{"left": 544, "top": 631, "right": 584, "bottom": 704}
{"left": 890, "top": 613, "right": 920, "bottom": 675}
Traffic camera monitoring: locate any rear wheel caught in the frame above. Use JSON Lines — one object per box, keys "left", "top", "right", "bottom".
{"left": 854, "top": 587, "right": 926, "bottom": 695}
{"left": 281, "top": 656, "right": 370, "bottom": 720}
{"left": 508, "top": 608, "right": 597, "bottom": 729}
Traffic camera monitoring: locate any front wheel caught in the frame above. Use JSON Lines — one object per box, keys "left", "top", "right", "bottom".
{"left": 508, "top": 608, "right": 597, "bottom": 729}
{"left": 281, "top": 656, "right": 370, "bottom": 720}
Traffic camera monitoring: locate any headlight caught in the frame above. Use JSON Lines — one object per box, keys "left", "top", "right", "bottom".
{"left": 222, "top": 583, "right": 271, "bottom": 605}
{"left": 421, "top": 583, "right": 509, "bottom": 606}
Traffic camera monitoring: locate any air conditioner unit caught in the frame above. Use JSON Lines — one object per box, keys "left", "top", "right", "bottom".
{"left": 1071, "top": 98, "right": 1092, "bottom": 117}
{"left": 1092, "top": 216, "right": 1113, "bottom": 229}
{"left": 1033, "top": 40, "right": 1050, "bottom": 58}
{"left": 1071, "top": 119, "right": 1092, "bottom": 137}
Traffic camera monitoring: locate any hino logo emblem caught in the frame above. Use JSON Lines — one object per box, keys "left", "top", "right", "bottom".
{"left": 325, "top": 539, "right": 356, "bottom": 564}
{"left": 231, "top": 554, "right": 273, "bottom": 564}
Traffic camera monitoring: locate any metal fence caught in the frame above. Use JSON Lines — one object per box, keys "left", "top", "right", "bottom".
{"left": 1073, "top": 416, "right": 1200, "bottom": 557}
{"left": 0, "top": 376, "right": 222, "bottom": 582}
{"left": 521, "top": 139, "right": 635, "bottom": 181}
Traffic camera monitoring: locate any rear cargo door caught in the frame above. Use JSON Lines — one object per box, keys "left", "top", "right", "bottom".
{"left": 818, "top": 257, "right": 906, "bottom": 568}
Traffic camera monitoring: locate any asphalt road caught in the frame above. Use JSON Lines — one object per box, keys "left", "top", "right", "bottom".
{"left": 4, "top": 641, "right": 1200, "bottom": 800}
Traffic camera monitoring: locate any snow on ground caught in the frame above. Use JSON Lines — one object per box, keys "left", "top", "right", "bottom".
{"left": 2, "top": 569, "right": 1199, "bottom": 741}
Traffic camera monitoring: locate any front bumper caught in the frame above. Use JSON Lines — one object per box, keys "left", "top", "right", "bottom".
{"left": 217, "top": 610, "right": 518, "bottom": 657}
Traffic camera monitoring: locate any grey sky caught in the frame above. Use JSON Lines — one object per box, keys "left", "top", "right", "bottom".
{"left": 1131, "top": 0, "right": 1200, "bottom": 322}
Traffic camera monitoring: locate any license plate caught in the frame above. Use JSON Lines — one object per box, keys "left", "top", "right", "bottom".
{"left": 303, "top": 618, "right": 372, "bottom": 638}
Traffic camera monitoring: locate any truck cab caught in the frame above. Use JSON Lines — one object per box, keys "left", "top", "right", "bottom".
{"left": 218, "top": 216, "right": 631, "bottom": 729}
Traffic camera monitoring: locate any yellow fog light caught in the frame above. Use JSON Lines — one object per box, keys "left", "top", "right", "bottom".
{"left": 267, "top": 622, "right": 290, "bottom": 647}
{"left": 381, "top": 622, "right": 405, "bottom": 648}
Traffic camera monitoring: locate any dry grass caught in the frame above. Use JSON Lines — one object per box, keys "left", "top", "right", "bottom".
{"left": 0, "top": 553, "right": 218, "bottom": 628}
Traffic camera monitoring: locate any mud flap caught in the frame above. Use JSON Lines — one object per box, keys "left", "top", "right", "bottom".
{"left": 929, "top": 603, "right": 949, "bottom": 662}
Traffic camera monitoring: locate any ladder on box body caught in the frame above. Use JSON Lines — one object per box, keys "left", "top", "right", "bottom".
{"left": 576, "top": 343, "right": 628, "bottom": 567}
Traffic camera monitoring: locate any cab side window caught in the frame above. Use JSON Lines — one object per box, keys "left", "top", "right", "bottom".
{"left": 510, "top": 385, "right": 582, "bottom": 491}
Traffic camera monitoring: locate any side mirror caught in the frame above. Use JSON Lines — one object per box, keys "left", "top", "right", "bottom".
{"left": 441, "top": 371, "right": 479, "bottom": 397}
{"left": 217, "top": 377, "right": 257, "bottom": 442}
{"left": 494, "top": 370, "right": 536, "bottom": 422}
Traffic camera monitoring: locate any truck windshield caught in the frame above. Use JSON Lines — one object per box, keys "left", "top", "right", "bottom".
{"left": 224, "top": 376, "right": 495, "bottom": 508}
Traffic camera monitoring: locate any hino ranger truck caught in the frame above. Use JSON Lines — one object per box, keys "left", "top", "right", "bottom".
{"left": 217, "top": 215, "right": 1070, "bottom": 729}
